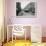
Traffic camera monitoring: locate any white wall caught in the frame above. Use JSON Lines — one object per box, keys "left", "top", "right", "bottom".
{"left": 0, "top": 0, "right": 4, "bottom": 42}
{"left": 5, "top": 0, "right": 46, "bottom": 37}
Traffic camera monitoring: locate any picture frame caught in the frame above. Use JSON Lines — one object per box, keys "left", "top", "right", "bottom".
{"left": 16, "top": 0, "right": 37, "bottom": 18}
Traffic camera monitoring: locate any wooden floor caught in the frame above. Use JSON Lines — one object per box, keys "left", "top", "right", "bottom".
{"left": 3, "top": 40, "right": 31, "bottom": 46}
{"left": 3, "top": 40, "right": 46, "bottom": 46}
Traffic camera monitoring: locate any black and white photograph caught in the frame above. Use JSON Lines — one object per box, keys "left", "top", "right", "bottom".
{"left": 16, "top": 0, "right": 37, "bottom": 18}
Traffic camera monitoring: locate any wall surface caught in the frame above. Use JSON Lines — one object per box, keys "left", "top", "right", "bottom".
{"left": 0, "top": 0, "right": 4, "bottom": 42}
{"left": 5, "top": 0, "right": 46, "bottom": 37}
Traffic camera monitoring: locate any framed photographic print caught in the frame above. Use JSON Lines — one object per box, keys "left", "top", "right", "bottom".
{"left": 16, "top": 0, "right": 37, "bottom": 18}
